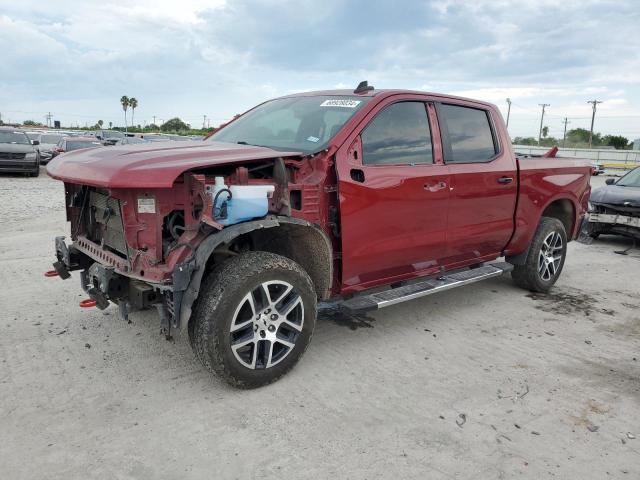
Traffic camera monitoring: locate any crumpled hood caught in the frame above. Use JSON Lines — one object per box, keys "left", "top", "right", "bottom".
{"left": 46, "top": 141, "right": 303, "bottom": 188}
{"left": 0, "top": 143, "right": 37, "bottom": 154}
{"left": 590, "top": 184, "right": 640, "bottom": 207}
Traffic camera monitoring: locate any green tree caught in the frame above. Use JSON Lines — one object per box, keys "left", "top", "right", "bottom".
{"left": 120, "top": 96, "right": 130, "bottom": 132}
{"left": 513, "top": 137, "right": 538, "bottom": 145}
{"left": 602, "top": 135, "right": 629, "bottom": 150}
{"left": 542, "top": 126, "right": 549, "bottom": 138}
{"left": 23, "top": 120, "right": 41, "bottom": 126}
{"left": 129, "top": 98, "right": 138, "bottom": 128}
{"left": 161, "top": 117, "right": 189, "bottom": 132}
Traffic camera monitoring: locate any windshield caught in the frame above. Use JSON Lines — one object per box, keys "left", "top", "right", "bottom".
{"left": 66, "top": 141, "right": 102, "bottom": 151}
{"left": 0, "top": 130, "right": 30, "bottom": 145}
{"left": 616, "top": 167, "right": 640, "bottom": 187}
{"left": 208, "top": 95, "right": 370, "bottom": 153}
{"left": 41, "top": 134, "right": 62, "bottom": 144}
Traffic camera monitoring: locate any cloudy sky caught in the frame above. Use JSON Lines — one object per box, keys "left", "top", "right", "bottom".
{"left": 1, "top": 0, "right": 639, "bottom": 140}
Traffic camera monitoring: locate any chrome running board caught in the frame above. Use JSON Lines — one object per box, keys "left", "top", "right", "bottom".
{"left": 340, "top": 262, "right": 513, "bottom": 313}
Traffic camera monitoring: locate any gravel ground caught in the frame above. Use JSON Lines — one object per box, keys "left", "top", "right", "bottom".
{"left": 0, "top": 170, "right": 638, "bottom": 479}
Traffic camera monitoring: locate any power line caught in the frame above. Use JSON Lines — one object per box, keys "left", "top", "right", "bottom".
{"left": 538, "top": 104, "right": 550, "bottom": 145}
{"left": 561, "top": 117, "right": 571, "bottom": 147}
{"left": 587, "top": 99, "right": 603, "bottom": 148}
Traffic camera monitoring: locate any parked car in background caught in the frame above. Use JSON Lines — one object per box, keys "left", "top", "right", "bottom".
{"left": 95, "top": 130, "right": 126, "bottom": 145}
{"left": 587, "top": 166, "right": 640, "bottom": 240}
{"left": 591, "top": 163, "right": 606, "bottom": 176}
{"left": 0, "top": 127, "right": 40, "bottom": 176}
{"left": 51, "top": 137, "right": 104, "bottom": 159}
{"left": 30, "top": 132, "right": 66, "bottom": 164}
{"left": 112, "top": 136, "right": 150, "bottom": 146}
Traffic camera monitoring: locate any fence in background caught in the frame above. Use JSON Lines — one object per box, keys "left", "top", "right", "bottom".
{"left": 513, "top": 145, "right": 640, "bottom": 169}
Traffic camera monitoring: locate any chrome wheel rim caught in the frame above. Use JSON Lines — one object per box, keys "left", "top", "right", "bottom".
{"left": 229, "top": 280, "right": 304, "bottom": 369}
{"left": 538, "top": 231, "right": 564, "bottom": 281}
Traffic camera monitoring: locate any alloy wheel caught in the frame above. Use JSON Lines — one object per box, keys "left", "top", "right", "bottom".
{"left": 538, "top": 231, "right": 564, "bottom": 281}
{"left": 229, "top": 280, "right": 304, "bottom": 369}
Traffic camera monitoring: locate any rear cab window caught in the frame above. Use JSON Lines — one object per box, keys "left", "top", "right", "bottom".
{"left": 437, "top": 104, "right": 498, "bottom": 163}
{"left": 361, "top": 102, "right": 433, "bottom": 166}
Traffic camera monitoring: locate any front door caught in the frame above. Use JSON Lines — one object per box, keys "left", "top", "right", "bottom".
{"left": 336, "top": 99, "right": 450, "bottom": 292}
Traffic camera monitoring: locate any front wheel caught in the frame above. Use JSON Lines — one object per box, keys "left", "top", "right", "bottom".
{"left": 510, "top": 217, "right": 568, "bottom": 292}
{"left": 191, "top": 251, "right": 317, "bottom": 388}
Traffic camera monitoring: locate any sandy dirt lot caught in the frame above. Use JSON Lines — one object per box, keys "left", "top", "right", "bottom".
{"left": 0, "top": 171, "right": 638, "bottom": 479}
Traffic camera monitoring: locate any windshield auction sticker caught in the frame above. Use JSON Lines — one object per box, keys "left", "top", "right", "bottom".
{"left": 320, "top": 99, "right": 361, "bottom": 108}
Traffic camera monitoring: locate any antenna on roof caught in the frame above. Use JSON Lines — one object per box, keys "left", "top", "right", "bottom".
{"left": 354, "top": 80, "right": 374, "bottom": 94}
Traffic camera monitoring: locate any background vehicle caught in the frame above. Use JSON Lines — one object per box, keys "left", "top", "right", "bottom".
{"left": 31, "top": 132, "right": 66, "bottom": 164}
{"left": 0, "top": 127, "right": 41, "bottom": 176}
{"left": 591, "top": 163, "right": 606, "bottom": 176}
{"left": 47, "top": 84, "right": 592, "bottom": 388}
{"left": 587, "top": 167, "right": 640, "bottom": 240}
{"left": 51, "top": 137, "right": 104, "bottom": 158}
{"left": 112, "top": 136, "right": 150, "bottom": 146}
{"left": 95, "top": 130, "right": 126, "bottom": 145}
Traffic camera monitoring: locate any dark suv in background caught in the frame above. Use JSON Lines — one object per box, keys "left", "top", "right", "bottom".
{"left": 0, "top": 127, "right": 40, "bottom": 177}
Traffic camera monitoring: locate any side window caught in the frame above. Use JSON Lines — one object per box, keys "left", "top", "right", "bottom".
{"left": 361, "top": 102, "right": 432, "bottom": 166}
{"left": 438, "top": 104, "right": 497, "bottom": 163}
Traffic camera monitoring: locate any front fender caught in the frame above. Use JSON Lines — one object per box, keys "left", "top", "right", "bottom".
{"left": 176, "top": 216, "right": 332, "bottom": 329}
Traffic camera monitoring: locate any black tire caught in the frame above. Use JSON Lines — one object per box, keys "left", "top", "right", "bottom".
{"left": 511, "top": 217, "right": 567, "bottom": 293}
{"left": 191, "top": 251, "right": 316, "bottom": 388}
{"left": 29, "top": 168, "right": 40, "bottom": 177}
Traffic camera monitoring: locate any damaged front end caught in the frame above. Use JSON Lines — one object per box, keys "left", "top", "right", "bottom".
{"left": 587, "top": 201, "right": 640, "bottom": 240}
{"left": 52, "top": 177, "right": 206, "bottom": 333}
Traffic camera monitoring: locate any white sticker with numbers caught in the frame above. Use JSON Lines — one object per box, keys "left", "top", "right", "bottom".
{"left": 320, "top": 99, "right": 361, "bottom": 108}
{"left": 137, "top": 197, "right": 156, "bottom": 214}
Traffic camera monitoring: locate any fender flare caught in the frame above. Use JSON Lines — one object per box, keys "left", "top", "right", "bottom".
{"left": 175, "top": 216, "right": 332, "bottom": 329}
{"left": 506, "top": 195, "right": 580, "bottom": 265}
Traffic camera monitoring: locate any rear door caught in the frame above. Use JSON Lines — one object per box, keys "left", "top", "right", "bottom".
{"left": 435, "top": 102, "right": 517, "bottom": 266}
{"left": 336, "top": 97, "right": 450, "bottom": 292}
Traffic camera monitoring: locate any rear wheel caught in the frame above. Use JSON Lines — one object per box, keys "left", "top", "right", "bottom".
{"left": 511, "top": 217, "right": 567, "bottom": 292}
{"left": 191, "top": 251, "right": 316, "bottom": 388}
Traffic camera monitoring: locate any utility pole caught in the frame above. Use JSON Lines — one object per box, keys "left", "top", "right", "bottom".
{"left": 153, "top": 115, "right": 156, "bottom": 126}
{"left": 538, "top": 104, "right": 549, "bottom": 145}
{"left": 561, "top": 117, "right": 570, "bottom": 148}
{"left": 505, "top": 98, "right": 512, "bottom": 128}
{"left": 203, "top": 114, "right": 207, "bottom": 129}
{"left": 587, "top": 100, "right": 603, "bottom": 149}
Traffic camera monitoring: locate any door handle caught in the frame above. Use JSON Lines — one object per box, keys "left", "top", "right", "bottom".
{"left": 350, "top": 169, "right": 365, "bottom": 183}
{"left": 424, "top": 181, "right": 447, "bottom": 192}
{"left": 497, "top": 176, "right": 513, "bottom": 184}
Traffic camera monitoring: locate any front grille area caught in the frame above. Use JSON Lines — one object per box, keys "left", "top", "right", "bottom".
{"left": 592, "top": 203, "right": 640, "bottom": 218}
{"left": 84, "top": 190, "right": 128, "bottom": 257}
{"left": 0, "top": 152, "right": 27, "bottom": 160}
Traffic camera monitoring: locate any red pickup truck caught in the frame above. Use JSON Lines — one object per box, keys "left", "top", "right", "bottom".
{"left": 47, "top": 82, "right": 591, "bottom": 388}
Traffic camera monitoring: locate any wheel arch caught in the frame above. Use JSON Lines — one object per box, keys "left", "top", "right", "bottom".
{"left": 506, "top": 197, "right": 577, "bottom": 266}
{"left": 178, "top": 216, "right": 333, "bottom": 329}
{"left": 540, "top": 198, "right": 576, "bottom": 238}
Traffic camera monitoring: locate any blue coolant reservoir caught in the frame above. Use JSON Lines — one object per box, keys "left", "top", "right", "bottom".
{"left": 211, "top": 177, "right": 275, "bottom": 226}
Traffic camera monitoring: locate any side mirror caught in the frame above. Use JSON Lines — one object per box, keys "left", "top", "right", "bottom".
{"left": 605, "top": 178, "right": 616, "bottom": 185}
{"left": 32, "top": 140, "right": 40, "bottom": 146}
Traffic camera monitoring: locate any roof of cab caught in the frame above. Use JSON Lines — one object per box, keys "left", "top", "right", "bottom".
{"left": 280, "top": 88, "right": 497, "bottom": 109}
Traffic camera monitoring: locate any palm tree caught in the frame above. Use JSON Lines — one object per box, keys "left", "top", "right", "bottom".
{"left": 129, "top": 97, "right": 138, "bottom": 129}
{"left": 120, "top": 96, "right": 130, "bottom": 132}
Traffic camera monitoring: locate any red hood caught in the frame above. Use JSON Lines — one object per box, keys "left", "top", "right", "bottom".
{"left": 46, "top": 141, "right": 303, "bottom": 188}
